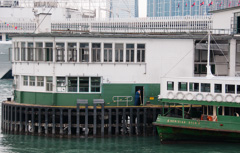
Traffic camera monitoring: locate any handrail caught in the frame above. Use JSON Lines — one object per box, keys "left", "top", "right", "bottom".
{"left": 112, "top": 96, "right": 133, "bottom": 106}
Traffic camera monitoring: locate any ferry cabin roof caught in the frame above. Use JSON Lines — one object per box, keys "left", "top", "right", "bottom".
{"left": 10, "top": 33, "right": 236, "bottom": 106}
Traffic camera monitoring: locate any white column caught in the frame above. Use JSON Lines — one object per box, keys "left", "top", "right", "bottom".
{"left": 229, "top": 39, "right": 236, "bottom": 76}
{"left": 2, "top": 33, "right": 6, "bottom": 41}
{"left": 65, "top": 42, "right": 67, "bottom": 62}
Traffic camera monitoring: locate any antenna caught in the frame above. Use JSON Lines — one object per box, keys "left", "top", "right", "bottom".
{"left": 206, "top": 30, "right": 214, "bottom": 78}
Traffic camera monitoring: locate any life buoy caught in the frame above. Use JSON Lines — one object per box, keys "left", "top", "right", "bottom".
{"left": 176, "top": 92, "right": 185, "bottom": 100}
{"left": 167, "top": 92, "right": 175, "bottom": 99}
{"left": 207, "top": 116, "right": 213, "bottom": 121}
{"left": 205, "top": 94, "right": 213, "bottom": 102}
{"left": 212, "top": 116, "right": 218, "bottom": 122}
{"left": 214, "top": 94, "right": 223, "bottom": 102}
{"left": 225, "top": 95, "right": 234, "bottom": 102}
{"left": 235, "top": 96, "right": 240, "bottom": 103}
{"left": 196, "top": 93, "right": 204, "bottom": 101}
{"left": 186, "top": 93, "right": 193, "bottom": 100}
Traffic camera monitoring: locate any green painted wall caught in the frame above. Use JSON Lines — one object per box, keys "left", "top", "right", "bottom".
{"left": 14, "top": 83, "right": 161, "bottom": 106}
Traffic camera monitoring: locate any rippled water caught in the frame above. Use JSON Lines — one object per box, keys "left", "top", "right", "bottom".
{"left": 0, "top": 80, "right": 240, "bottom": 153}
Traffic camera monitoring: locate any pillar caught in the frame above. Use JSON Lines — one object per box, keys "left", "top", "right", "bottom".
{"left": 229, "top": 39, "right": 236, "bottom": 76}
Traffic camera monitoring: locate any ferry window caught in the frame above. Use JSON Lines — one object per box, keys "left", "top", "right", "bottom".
{"left": 45, "top": 43, "right": 53, "bottom": 62}
{"left": 222, "top": 107, "right": 240, "bottom": 116}
{"left": 167, "top": 81, "right": 174, "bottom": 90}
{"left": 37, "top": 76, "right": 44, "bottom": 87}
{"left": 46, "top": 77, "right": 53, "bottom": 91}
{"left": 201, "top": 51, "right": 207, "bottom": 62}
{"left": 201, "top": 83, "right": 210, "bottom": 92}
{"left": 104, "top": 43, "right": 112, "bottom": 62}
{"left": 79, "top": 77, "right": 89, "bottom": 92}
{"left": 67, "top": 43, "right": 77, "bottom": 62}
{"left": 91, "top": 77, "right": 101, "bottom": 92}
{"left": 237, "top": 85, "right": 240, "bottom": 94}
{"left": 14, "top": 42, "right": 20, "bottom": 61}
{"left": 225, "top": 84, "right": 235, "bottom": 94}
{"left": 21, "top": 42, "right": 26, "bottom": 61}
{"left": 79, "top": 43, "right": 89, "bottom": 62}
{"left": 57, "top": 77, "right": 66, "bottom": 92}
{"left": 23, "top": 76, "right": 28, "bottom": 86}
{"left": 56, "top": 43, "right": 65, "bottom": 62}
{"left": 137, "top": 44, "right": 145, "bottom": 62}
{"left": 214, "top": 84, "right": 222, "bottom": 93}
{"left": 115, "top": 43, "right": 123, "bottom": 62}
{"left": 29, "top": 76, "right": 35, "bottom": 86}
{"left": 27, "top": 42, "right": 34, "bottom": 61}
{"left": 178, "top": 82, "right": 188, "bottom": 91}
{"left": 194, "top": 50, "right": 200, "bottom": 62}
{"left": 36, "top": 42, "right": 43, "bottom": 61}
{"left": 126, "top": 44, "right": 134, "bottom": 62}
{"left": 68, "top": 77, "right": 77, "bottom": 92}
{"left": 92, "top": 43, "right": 101, "bottom": 62}
{"left": 189, "top": 83, "right": 199, "bottom": 92}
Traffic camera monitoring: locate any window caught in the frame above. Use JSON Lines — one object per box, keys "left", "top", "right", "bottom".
{"left": 68, "top": 77, "right": 77, "bottom": 92}
{"left": 29, "top": 76, "right": 35, "bottom": 86}
{"left": 104, "top": 43, "right": 112, "bottom": 62}
{"left": 56, "top": 43, "right": 65, "bottom": 62}
{"left": 115, "top": 43, "right": 123, "bottom": 62}
{"left": 167, "top": 81, "right": 174, "bottom": 90}
{"left": 189, "top": 83, "right": 199, "bottom": 92}
{"left": 91, "top": 77, "right": 101, "bottom": 92}
{"left": 23, "top": 76, "right": 28, "bottom": 86}
{"left": 79, "top": 77, "right": 89, "bottom": 92}
{"left": 201, "top": 83, "right": 210, "bottom": 92}
{"left": 67, "top": 43, "right": 77, "bottom": 62}
{"left": 37, "top": 76, "right": 44, "bottom": 86}
{"left": 57, "top": 77, "right": 66, "bottom": 92}
{"left": 126, "top": 44, "right": 134, "bottom": 62}
{"left": 237, "top": 85, "right": 240, "bottom": 94}
{"left": 92, "top": 43, "right": 101, "bottom": 62}
{"left": 45, "top": 43, "right": 53, "bottom": 61}
{"left": 178, "top": 82, "right": 187, "bottom": 91}
{"left": 79, "top": 43, "right": 89, "bottom": 62}
{"left": 14, "top": 42, "right": 20, "bottom": 61}
{"left": 27, "top": 42, "right": 34, "bottom": 61}
{"left": 214, "top": 84, "right": 222, "bottom": 93}
{"left": 35, "top": 42, "right": 43, "bottom": 61}
{"left": 226, "top": 84, "right": 235, "bottom": 94}
{"left": 21, "top": 42, "right": 26, "bottom": 61}
{"left": 46, "top": 77, "right": 53, "bottom": 91}
{"left": 137, "top": 44, "right": 145, "bottom": 62}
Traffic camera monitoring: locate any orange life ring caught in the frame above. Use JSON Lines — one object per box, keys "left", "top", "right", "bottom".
{"left": 207, "top": 116, "right": 213, "bottom": 121}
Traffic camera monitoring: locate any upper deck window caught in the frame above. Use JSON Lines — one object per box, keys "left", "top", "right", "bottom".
{"left": 225, "top": 84, "right": 235, "bottom": 94}
{"left": 167, "top": 81, "right": 174, "bottom": 90}
{"left": 92, "top": 43, "right": 101, "bottom": 62}
{"left": 45, "top": 43, "right": 53, "bottom": 62}
{"left": 57, "top": 77, "right": 66, "bottom": 92}
{"left": 37, "top": 76, "right": 44, "bottom": 87}
{"left": 21, "top": 42, "right": 26, "bottom": 61}
{"left": 201, "top": 83, "right": 210, "bottom": 92}
{"left": 23, "top": 76, "right": 28, "bottom": 86}
{"left": 27, "top": 42, "right": 34, "bottom": 61}
{"left": 214, "top": 84, "right": 222, "bottom": 93}
{"left": 67, "top": 43, "right": 77, "bottom": 62}
{"left": 46, "top": 77, "right": 53, "bottom": 91}
{"left": 115, "top": 43, "right": 123, "bottom": 62}
{"left": 79, "top": 77, "right": 89, "bottom": 92}
{"left": 91, "top": 77, "right": 101, "bottom": 92}
{"left": 14, "top": 42, "right": 20, "bottom": 61}
{"left": 237, "top": 85, "right": 240, "bottom": 94}
{"left": 137, "top": 44, "right": 145, "bottom": 62}
{"left": 56, "top": 43, "right": 65, "bottom": 62}
{"left": 189, "top": 83, "right": 199, "bottom": 92}
{"left": 80, "top": 43, "right": 89, "bottom": 62}
{"left": 68, "top": 77, "right": 77, "bottom": 92}
{"left": 178, "top": 82, "right": 188, "bottom": 91}
{"left": 104, "top": 43, "right": 112, "bottom": 62}
{"left": 36, "top": 42, "right": 43, "bottom": 61}
{"left": 126, "top": 44, "right": 134, "bottom": 62}
{"left": 29, "top": 76, "right": 35, "bottom": 86}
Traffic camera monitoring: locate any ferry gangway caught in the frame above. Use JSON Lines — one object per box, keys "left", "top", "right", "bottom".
{"left": 112, "top": 96, "right": 133, "bottom": 106}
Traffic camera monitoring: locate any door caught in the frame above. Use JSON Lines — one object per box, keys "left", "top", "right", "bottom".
{"left": 135, "top": 86, "right": 144, "bottom": 105}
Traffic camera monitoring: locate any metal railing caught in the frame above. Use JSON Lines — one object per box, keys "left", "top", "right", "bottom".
{"left": 112, "top": 96, "right": 133, "bottom": 106}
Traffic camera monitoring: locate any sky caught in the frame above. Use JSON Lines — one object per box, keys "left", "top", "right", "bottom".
{"left": 139, "top": 0, "right": 147, "bottom": 17}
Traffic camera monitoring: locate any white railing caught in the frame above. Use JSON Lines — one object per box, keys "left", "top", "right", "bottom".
{"left": 0, "top": 16, "right": 232, "bottom": 34}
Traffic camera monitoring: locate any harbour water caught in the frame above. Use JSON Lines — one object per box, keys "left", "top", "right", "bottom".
{"left": 0, "top": 80, "right": 240, "bottom": 152}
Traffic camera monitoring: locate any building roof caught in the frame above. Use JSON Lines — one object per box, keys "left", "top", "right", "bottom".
{"left": 209, "top": 6, "right": 240, "bottom": 14}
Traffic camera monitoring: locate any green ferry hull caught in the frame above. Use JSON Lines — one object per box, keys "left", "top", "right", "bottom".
{"left": 155, "top": 124, "right": 240, "bottom": 143}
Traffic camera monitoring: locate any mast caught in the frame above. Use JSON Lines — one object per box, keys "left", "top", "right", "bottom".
{"left": 206, "top": 30, "right": 214, "bottom": 78}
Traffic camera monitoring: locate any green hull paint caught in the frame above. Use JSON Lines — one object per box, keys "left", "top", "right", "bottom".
{"left": 14, "top": 83, "right": 160, "bottom": 106}
{"left": 156, "top": 126, "right": 240, "bottom": 143}
{"left": 154, "top": 116, "right": 240, "bottom": 142}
